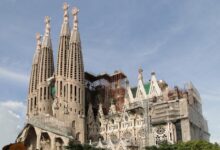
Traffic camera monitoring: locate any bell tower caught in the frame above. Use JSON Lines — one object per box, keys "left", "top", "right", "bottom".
{"left": 37, "top": 16, "right": 54, "bottom": 115}
{"left": 27, "top": 33, "right": 41, "bottom": 117}
{"left": 55, "top": 2, "right": 71, "bottom": 119}
{"left": 65, "top": 7, "right": 85, "bottom": 143}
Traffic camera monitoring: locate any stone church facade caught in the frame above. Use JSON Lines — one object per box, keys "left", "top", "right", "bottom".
{"left": 16, "top": 3, "right": 210, "bottom": 150}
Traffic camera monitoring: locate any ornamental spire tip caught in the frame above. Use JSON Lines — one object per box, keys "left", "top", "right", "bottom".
{"left": 63, "top": 2, "right": 69, "bottom": 23}
{"left": 36, "top": 32, "right": 41, "bottom": 49}
{"left": 44, "top": 16, "right": 51, "bottom": 36}
{"left": 138, "top": 67, "right": 143, "bottom": 81}
{"left": 72, "top": 7, "right": 79, "bottom": 31}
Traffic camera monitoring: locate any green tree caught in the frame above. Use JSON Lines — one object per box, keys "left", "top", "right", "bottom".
{"left": 145, "top": 140, "right": 220, "bottom": 150}
{"left": 65, "top": 141, "right": 104, "bottom": 150}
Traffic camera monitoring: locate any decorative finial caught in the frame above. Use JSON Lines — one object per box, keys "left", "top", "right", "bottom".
{"left": 36, "top": 32, "right": 41, "bottom": 50}
{"left": 44, "top": 16, "right": 51, "bottom": 36}
{"left": 72, "top": 7, "right": 79, "bottom": 30}
{"left": 63, "top": 2, "right": 69, "bottom": 23}
{"left": 138, "top": 67, "right": 143, "bottom": 81}
{"left": 151, "top": 71, "right": 156, "bottom": 76}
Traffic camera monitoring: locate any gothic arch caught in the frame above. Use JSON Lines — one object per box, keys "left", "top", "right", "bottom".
{"left": 40, "top": 132, "right": 51, "bottom": 150}
{"left": 24, "top": 125, "right": 37, "bottom": 150}
{"left": 55, "top": 137, "right": 64, "bottom": 150}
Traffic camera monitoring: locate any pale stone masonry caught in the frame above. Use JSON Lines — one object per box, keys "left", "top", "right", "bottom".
{"left": 16, "top": 3, "right": 210, "bottom": 150}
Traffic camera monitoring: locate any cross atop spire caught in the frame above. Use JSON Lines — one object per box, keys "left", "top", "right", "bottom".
{"left": 44, "top": 16, "right": 51, "bottom": 36}
{"left": 63, "top": 2, "right": 69, "bottom": 23}
{"left": 72, "top": 7, "right": 79, "bottom": 31}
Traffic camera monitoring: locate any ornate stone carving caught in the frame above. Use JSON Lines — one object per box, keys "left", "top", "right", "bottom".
{"left": 138, "top": 128, "right": 145, "bottom": 138}
{"left": 110, "top": 134, "right": 118, "bottom": 144}
{"left": 156, "top": 126, "right": 165, "bottom": 135}
{"left": 122, "top": 131, "right": 132, "bottom": 140}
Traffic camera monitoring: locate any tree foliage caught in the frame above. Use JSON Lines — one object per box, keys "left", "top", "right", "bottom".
{"left": 65, "top": 141, "right": 104, "bottom": 150}
{"left": 145, "top": 140, "right": 220, "bottom": 150}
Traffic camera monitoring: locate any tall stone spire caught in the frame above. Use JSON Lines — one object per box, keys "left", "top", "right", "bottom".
{"left": 67, "top": 7, "right": 83, "bottom": 81}
{"left": 55, "top": 3, "right": 71, "bottom": 111}
{"left": 65, "top": 6, "right": 85, "bottom": 143}
{"left": 27, "top": 33, "right": 41, "bottom": 117}
{"left": 37, "top": 16, "right": 54, "bottom": 115}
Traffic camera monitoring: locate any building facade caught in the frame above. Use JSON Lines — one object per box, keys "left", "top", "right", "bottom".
{"left": 16, "top": 3, "right": 210, "bottom": 150}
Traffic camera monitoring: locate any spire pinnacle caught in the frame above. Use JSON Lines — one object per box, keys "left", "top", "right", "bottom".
{"left": 42, "top": 16, "right": 52, "bottom": 47}
{"left": 60, "top": 3, "right": 70, "bottom": 36}
{"left": 32, "top": 32, "right": 41, "bottom": 64}
{"left": 36, "top": 32, "right": 41, "bottom": 50}
{"left": 138, "top": 67, "right": 143, "bottom": 81}
{"left": 44, "top": 16, "right": 51, "bottom": 36}
{"left": 72, "top": 7, "right": 79, "bottom": 31}
{"left": 63, "top": 2, "right": 69, "bottom": 23}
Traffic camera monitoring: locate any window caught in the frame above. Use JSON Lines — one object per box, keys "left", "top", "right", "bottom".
{"left": 72, "top": 120, "right": 75, "bottom": 128}
{"left": 64, "top": 86, "right": 66, "bottom": 97}
{"left": 30, "top": 98, "right": 33, "bottom": 111}
{"left": 60, "top": 81, "right": 62, "bottom": 96}
{"left": 70, "top": 85, "right": 73, "bottom": 99}
{"left": 74, "top": 86, "right": 77, "bottom": 101}
{"left": 78, "top": 88, "right": 80, "bottom": 103}
{"left": 34, "top": 97, "right": 37, "bottom": 107}
{"left": 44, "top": 87, "right": 46, "bottom": 99}
{"left": 40, "top": 88, "right": 42, "bottom": 100}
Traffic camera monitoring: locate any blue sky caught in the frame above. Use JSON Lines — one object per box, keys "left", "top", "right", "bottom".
{"left": 0, "top": 0, "right": 220, "bottom": 147}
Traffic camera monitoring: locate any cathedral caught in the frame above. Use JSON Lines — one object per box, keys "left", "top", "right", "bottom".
{"left": 15, "top": 3, "right": 210, "bottom": 150}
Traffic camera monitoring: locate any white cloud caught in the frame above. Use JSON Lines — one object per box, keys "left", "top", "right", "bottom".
{"left": 8, "top": 110, "right": 21, "bottom": 119}
{"left": 0, "top": 67, "right": 29, "bottom": 83}
{"left": 0, "top": 100, "right": 26, "bottom": 110}
{"left": 0, "top": 100, "right": 26, "bottom": 148}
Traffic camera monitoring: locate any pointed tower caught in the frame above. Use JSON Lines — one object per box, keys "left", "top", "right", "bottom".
{"left": 55, "top": 2, "right": 71, "bottom": 118}
{"left": 135, "top": 68, "right": 147, "bottom": 100}
{"left": 65, "top": 7, "right": 85, "bottom": 143}
{"left": 27, "top": 33, "right": 41, "bottom": 117}
{"left": 148, "top": 72, "right": 162, "bottom": 98}
{"left": 37, "top": 16, "right": 54, "bottom": 115}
